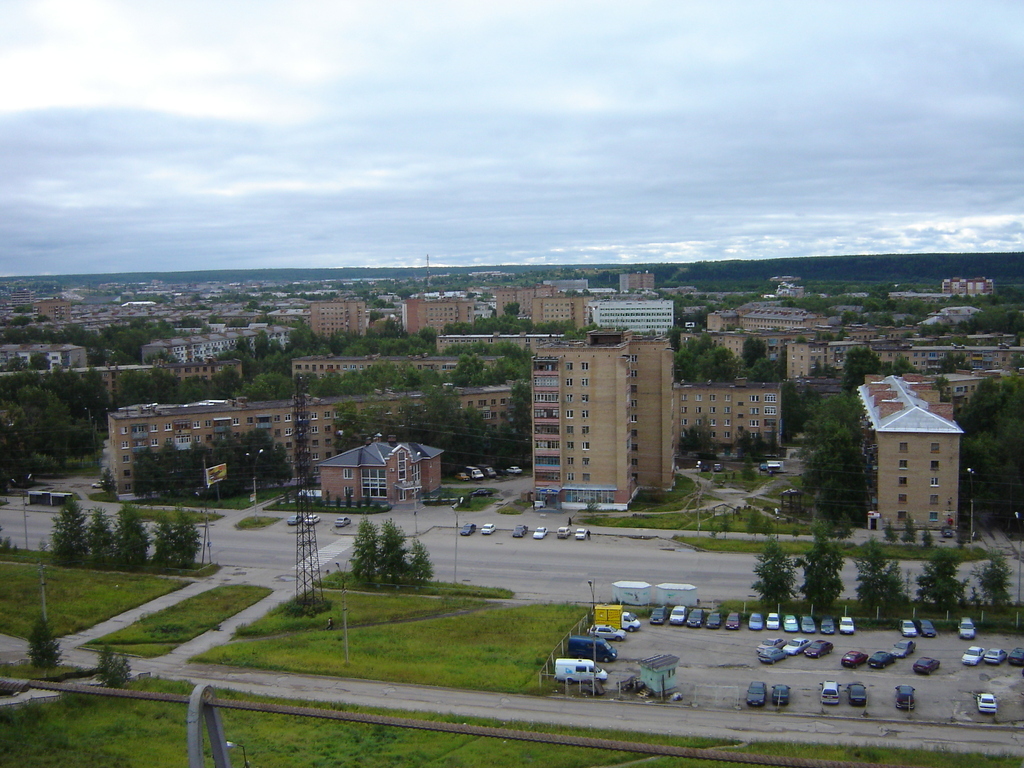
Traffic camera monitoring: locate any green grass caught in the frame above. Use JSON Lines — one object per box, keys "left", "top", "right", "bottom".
{"left": 0, "top": 563, "right": 188, "bottom": 637}
{"left": 235, "top": 515, "right": 281, "bottom": 529}
{"left": 674, "top": 534, "right": 989, "bottom": 560}
{"left": 83, "top": 584, "right": 272, "bottom": 657}
{"left": 194, "top": 603, "right": 585, "bottom": 693}
{"left": 233, "top": 591, "right": 494, "bottom": 638}
{"left": 320, "top": 572, "right": 513, "bottom": 599}
{"left": 0, "top": 676, "right": 1017, "bottom": 768}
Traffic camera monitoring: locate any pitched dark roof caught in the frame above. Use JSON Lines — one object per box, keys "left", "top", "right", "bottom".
{"left": 318, "top": 441, "right": 443, "bottom": 469}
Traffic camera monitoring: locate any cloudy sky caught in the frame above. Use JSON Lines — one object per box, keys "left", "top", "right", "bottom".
{"left": 1, "top": 1, "right": 1022, "bottom": 276}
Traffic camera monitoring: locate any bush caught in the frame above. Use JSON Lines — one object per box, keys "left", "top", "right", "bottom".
{"left": 96, "top": 645, "right": 131, "bottom": 688}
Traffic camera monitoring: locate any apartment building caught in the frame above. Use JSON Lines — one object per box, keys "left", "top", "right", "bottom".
{"left": 618, "top": 272, "right": 655, "bottom": 292}
{"left": 401, "top": 296, "right": 475, "bottom": 334}
{"left": 141, "top": 325, "right": 292, "bottom": 363}
{"left": 589, "top": 299, "right": 674, "bottom": 335}
{"left": 942, "top": 276, "right": 994, "bottom": 296}
{"left": 291, "top": 354, "right": 499, "bottom": 377}
{"left": 493, "top": 284, "right": 557, "bottom": 317}
{"left": 33, "top": 298, "right": 72, "bottom": 322}
{"left": 904, "top": 344, "right": 1024, "bottom": 373}
{"left": 308, "top": 300, "right": 368, "bottom": 336}
{"left": 436, "top": 332, "right": 565, "bottom": 353}
{"left": 675, "top": 379, "right": 782, "bottom": 454}
{"left": 0, "top": 343, "right": 87, "bottom": 370}
{"left": 858, "top": 374, "right": 962, "bottom": 530}
{"left": 530, "top": 295, "right": 590, "bottom": 327}
{"left": 707, "top": 305, "right": 822, "bottom": 332}
{"left": 531, "top": 330, "right": 675, "bottom": 511}
{"left": 699, "top": 330, "right": 805, "bottom": 365}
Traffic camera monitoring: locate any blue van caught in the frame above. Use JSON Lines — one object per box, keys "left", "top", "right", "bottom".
{"left": 567, "top": 635, "right": 618, "bottom": 662}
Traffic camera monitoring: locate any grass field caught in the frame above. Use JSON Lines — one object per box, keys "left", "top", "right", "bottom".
{"left": 0, "top": 676, "right": 1015, "bottom": 768}
{"left": 675, "top": 534, "right": 989, "bottom": 560}
{"left": 83, "top": 584, "right": 273, "bottom": 657}
{"left": 194, "top": 602, "right": 584, "bottom": 693}
{"left": 0, "top": 563, "right": 187, "bottom": 637}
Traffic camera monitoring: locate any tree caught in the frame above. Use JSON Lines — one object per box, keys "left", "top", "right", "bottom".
{"left": 801, "top": 395, "right": 868, "bottom": 524}
{"left": 920, "top": 528, "right": 934, "bottom": 548}
{"left": 901, "top": 517, "right": 917, "bottom": 545}
{"left": 28, "top": 616, "right": 61, "bottom": 669}
{"left": 113, "top": 505, "right": 150, "bottom": 569}
{"left": 50, "top": 498, "right": 89, "bottom": 565}
{"left": 87, "top": 508, "right": 116, "bottom": 566}
{"left": 854, "top": 538, "right": 906, "bottom": 614}
{"left": 796, "top": 522, "right": 845, "bottom": 611}
{"left": 349, "top": 517, "right": 380, "bottom": 582}
{"left": 406, "top": 539, "right": 434, "bottom": 584}
{"left": 377, "top": 519, "right": 409, "bottom": 584}
{"left": 96, "top": 645, "right": 132, "bottom": 688}
{"left": 972, "top": 551, "right": 1011, "bottom": 608}
{"left": 742, "top": 337, "right": 768, "bottom": 368}
{"left": 916, "top": 548, "right": 966, "bottom": 611}
{"left": 152, "top": 509, "right": 201, "bottom": 569}
{"left": 841, "top": 346, "right": 882, "bottom": 392}
{"left": 751, "top": 536, "right": 796, "bottom": 608}
{"left": 883, "top": 520, "right": 898, "bottom": 544}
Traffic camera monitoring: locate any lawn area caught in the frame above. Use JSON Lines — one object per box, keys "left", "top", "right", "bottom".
{"left": 320, "top": 572, "right": 512, "bottom": 599}
{"left": 194, "top": 602, "right": 584, "bottom": 693}
{"left": 0, "top": 563, "right": 188, "bottom": 637}
{"left": 675, "top": 534, "right": 989, "bottom": 561}
{"left": 0, "top": 677, "right": 1016, "bottom": 768}
{"left": 83, "top": 584, "right": 272, "bottom": 657}
{"left": 235, "top": 515, "right": 280, "bottom": 530}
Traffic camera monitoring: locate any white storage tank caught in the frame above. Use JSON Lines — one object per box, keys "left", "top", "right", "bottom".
{"left": 611, "top": 581, "right": 652, "bottom": 606}
{"left": 655, "top": 583, "right": 698, "bottom": 606}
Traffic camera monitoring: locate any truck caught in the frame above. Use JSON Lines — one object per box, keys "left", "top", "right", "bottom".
{"left": 759, "top": 460, "right": 784, "bottom": 474}
{"left": 594, "top": 604, "right": 623, "bottom": 628}
{"left": 465, "top": 466, "right": 485, "bottom": 481}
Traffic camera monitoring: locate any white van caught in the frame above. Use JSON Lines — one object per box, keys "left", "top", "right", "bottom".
{"left": 820, "top": 681, "right": 840, "bottom": 705}
{"left": 554, "top": 658, "right": 608, "bottom": 683}
{"left": 466, "top": 467, "right": 485, "bottom": 481}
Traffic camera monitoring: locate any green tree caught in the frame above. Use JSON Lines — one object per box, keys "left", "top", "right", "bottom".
{"left": 972, "top": 550, "right": 1011, "bottom": 608}
{"left": 901, "top": 517, "right": 917, "bottom": 545}
{"left": 796, "top": 522, "right": 845, "bottom": 611}
{"left": 883, "top": 520, "right": 898, "bottom": 544}
{"left": 801, "top": 394, "right": 868, "bottom": 524}
{"left": 742, "top": 337, "right": 767, "bottom": 368}
{"left": 87, "top": 508, "right": 116, "bottom": 566}
{"left": 920, "top": 528, "right": 934, "bottom": 548}
{"left": 377, "top": 519, "right": 409, "bottom": 584}
{"left": 841, "top": 346, "right": 882, "bottom": 392}
{"left": 854, "top": 538, "right": 906, "bottom": 614}
{"left": 152, "top": 509, "right": 201, "bottom": 569}
{"left": 349, "top": 517, "right": 380, "bottom": 582}
{"left": 405, "top": 539, "right": 434, "bottom": 584}
{"left": 96, "top": 645, "right": 132, "bottom": 688}
{"left": 28, "top": 616, "right": 61, "bottom": 669}
{"left": 113, "top": 505, "right": 150, "bottom": 569}
{"left": 751, "top": 536, "right": 796, "bottom": 608}
{"left": 50, "top": 498, "right": 89, "bottom": 565}
{"left": 916, "top": 548, "right": 966, "bottom": 611}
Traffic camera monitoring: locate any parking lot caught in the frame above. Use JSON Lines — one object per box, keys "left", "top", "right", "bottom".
{"left": 577, "top": 618, "right": 1024, "bottom": 724}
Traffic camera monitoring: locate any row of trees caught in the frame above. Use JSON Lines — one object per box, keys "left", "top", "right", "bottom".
{"left": 752, "top": 525, "right": 1011, "bottom": 614}
{"left": 349, "top": 518, "right": 432, "bottom": 585}
{"left": 51, "top": 500, "right": 201, "bottom": 570}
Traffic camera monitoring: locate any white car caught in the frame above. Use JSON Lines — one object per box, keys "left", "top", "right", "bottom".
{"left": 900, "top": 619, "right": 918, "bottom": 637}
{"left": 959, "top": 617, "right": 976, "bottom": 639}
{"left": 669, "top": 606, "right": 688, "bottom": 625}
{"left": 765, "top": 613, "right": 781, "bottom": 630}
{"left": 287, "top": 514, "right": 320, "bottom": 526}
{"left": 506, "top": 466, "right": 523, "bottom": 474}
{"left": 962, "top": 646, "right": 986, "bottom": 666}
{"left": 480, "top": 523, "right": 496, "bottom": 535}
{"left": 782, "top": 615, "right": 799, "bottom": 632}
{"left": 783, "top": 637, "right": 811, "bottom": 656}
{"left": 620, "top": 612, "right": 642, "bottom": 632}
{"left": 977, "top": 693, "right": 998, "bottom": 714}
{"left": 839, "top": 616, "right": 855, "bottom": 635}
{"left": 333, "top": 516, "right": 351, "bottom": 528}
{"left": 589, "top": 624, "right": 627, "bottom": 641}
{"left": 574, "top": 528, "right": 591, "bottom": 540}
{"left": 532, "top": 527, "right": 548, "bottom": 539}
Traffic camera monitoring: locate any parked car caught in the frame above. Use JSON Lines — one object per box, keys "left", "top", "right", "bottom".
{"left": 705, "top": 611, "right": 722, "bottom": 629}
{"left": 917, "top": 619, "right": 937, "bottom": 638}
{"left": 770, "top": 683, "right": 790, "bottom": 705}
{"left": 983, "top": 648, "right": 1007, "bottom": 665}
{"left": 480, "top": 523, "right": 496, "bottom": 535}
{"left": 758, "top": 647, "right": 787, "bottom": 665}
{"left": 868, "top": 651, "right": 896, "bottom": 669}
{"left": 800, "top": 615, "right": 816, "bottom": 634}
{"left": 686, "top": 608, "right": 705, "bottom": 628}
{"left": 556, "top": 526, "right": 573, "bottom": 539}
{"left": 895, "top": 685, "right": 916, "bottom": 710}
{"left": 725, "top": 612, "right": 742, "bottom": 630}
{"left": 506, "top": 466, "right": 523, "bottom": 474}
{"left": 713, "top": 463, "right": 724, "bottom": 472}
{"left": 913, "top": 657, "right": 941, "bottom": 675}
{"left": 746, "top": 681, "right": 768, "bottom": 707}
{"left": 765, "top": 613, "right": 781, "bottom": 630}
{"left": 470, "top": 488, "right": 495, "bottom": 497}
{"left": 962, "top": 646, "right": 986, "bottom": 666}
{"left": 574, "top": 528, "right": 591, "bottom": 540}
{"left": 459, "top": 523, "right": 477, "bottom": 536}
{"left": 941, "top": 526, "right": 955, "bottom": 538}
{"left": 668, "top": 606, "right": 688, "bottom": 625}
{"left": 748, "top": 613, "right": 764, "bottom": 631}
{"left": 757, "top": 637, "right": 787, "bottom": 653}
{"left": 1007, "top": 647, "right": 1024, "bottom": 666}
{"left": 977, "top": 693, "right": 998, "bottom": 714}
{"left": 479, "top": 466, "right": 497, "bottom": 479}
{"left": 783, "top": 637, "right": 811, "bottom": 656}
{"left": 841, "top": 650, "right": 869, "bottom": 669}
{"left": 512, "top": 524, "right": 529, "bottom": 538}
{"left": 589, "top": 624, "right": 627, "bottom": 642}
{"left": 959, "top": 617, "right": 976, "bottom": 639}
{"left": 455, "top": 472, "right": 471, "bottom": 481}
{"left": 839, "top": 616, "right": 856, "bottom": 635}
{"left": 804, "top": 640, "right": 834, "bottom": 658}
{"left": 819, "top": 616, "right": 835, "bottom": 635}
{"left": 892, "top": 639, "right": 916, "bottom": 658}
{"left": 649, "top": 606, "right": 668, "bottom": 625}
{"left": 846, "top": 682, "right": 867, "bottom": 706}
{"left": 820, "top": 680, "right": 841, "bottom": 705}
{"left": 900, "top": 619, "right": 918, "bottom": 637}
{"left": 532, "top": 527, "right": 548, "bottom": 539}
{"left": 782, "top": 615, "right": 799, "bottom": 632}
{"left": 333, "top": 516, "right": 352, "bottom": 528}
{"left": 287, "top": 514, "right": 320, "bottom": 526}
{"left": 621, "top": 612, "right": 642, "bottom": 632}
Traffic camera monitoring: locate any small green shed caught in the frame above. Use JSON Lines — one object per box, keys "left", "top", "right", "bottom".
{"left": 639, "top": 653, "right": 679, "bottom": 695}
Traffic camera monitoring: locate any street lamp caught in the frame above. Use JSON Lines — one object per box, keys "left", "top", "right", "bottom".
{"left": 246, "top": 449, "right": 264, "bottom": 522}
{"left": 226, "top": 741, "right": 250, "bottom": 768}
{"left": 587, "top": 580, "right": 597, "bottom": 673}
{"left": 967, "top": 467, "right": 975, "bottom": 542}
{"left": 453, "top": 499, "right": 461, "bottom": 583}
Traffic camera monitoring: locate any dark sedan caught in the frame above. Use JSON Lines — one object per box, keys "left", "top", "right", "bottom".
{"left": 1008, "top": 648, "right": 1024, "bottom": 667}
{"left": 895, "top": 685, "right": 916, "bottom": 710}
{"left": 819, "top": 616, "right": 835, "bottom": 635}
{"left": 746, "top": 681, "right": 768, "bottom": 707}
{"left": 705, "top": 611, "right": 723, "bottom": 629}
{"left": 649, "top": 606, "right": 668, "bottom": 625}
{"left": 459, "top": 523, "right": 477, "bottom": 536}
{"left": 803, "top": 640, "right": 834, "bottom": 658}
{"left": 868, "top": 651, "right": 897, "bottom": 669}
{"left": 725, "top": 612, "right": 742, "bottom": 630}
{"left": 841, "top": 651, "right": 869, "bottom": 668}
{"left": 892, "top": 639, "right": 916, "bottom": 658}
{"left": 470, "top": 488, "right": 495, "bottom": 497}
{"left": 917, "top": 619, "right": 937, "bottom": 638}
{"left": 847, "top": 682, "right": 867, "bottom": 706}
{"left": 686, "top": 608, "right": 705, "bottom": 628}
{"left": 771, "top": 684, "right": 790, "bottom": 705}
{"left": 758, "top": 647, "right": 787, "bottom": 665}
{"left": 913, "top": 657, "right": 941, "bottom": 675}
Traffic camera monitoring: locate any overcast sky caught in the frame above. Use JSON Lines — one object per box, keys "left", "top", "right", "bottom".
{"left": 1, "top": 1, "right": 1022, "bottom": 277}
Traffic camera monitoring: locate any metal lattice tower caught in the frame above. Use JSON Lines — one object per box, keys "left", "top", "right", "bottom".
{"left": 293, "top": 379, "right": 324, "bottom": 607}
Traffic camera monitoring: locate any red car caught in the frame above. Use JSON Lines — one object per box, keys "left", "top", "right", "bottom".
{"left": 841, "top": 650, "right": 869, "bottom": 668}
{"left": 804, "top": 640, "right": 834, "bottom": 658}
{"left": 725, "top": 612, "right": 742, "bottom": 630}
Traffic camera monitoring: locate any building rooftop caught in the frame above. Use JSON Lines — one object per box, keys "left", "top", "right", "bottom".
{"left": 858, "top": 375, "right": 963, "bottom": 434}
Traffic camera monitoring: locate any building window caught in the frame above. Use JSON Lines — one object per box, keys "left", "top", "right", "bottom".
{"left": 565, "top": 441, "right": 574, "bottom": 449}
{"left": 582, "top": 442, "right": 590, "bottom": 450}
{"left": 764, "top": 406, "right": 777, "bottom": 415}
{"left": 566, "top": 472, "right": 574, "bottom": 481}
{"left": 930, "top": 477, "right": 939, "bottom": 487}
{"left": 581, "top": 426, "right": 589, "bottom": 434}
{"left": 581, "top": 394, "right": 589, "bottom": 402}
{"left": 565, "top": 379, "right": 573, "bottom": 387}
{"left": 898, "top": 494, "right": 907, "bottom": 503}
{"left": 930, "top": 494, "right": 939, "bottom": 505}
{"left": 749, "top": 419, "right": 759, "bottom": 428}
{"left": 122, "top": 454, "right": 130, "bottom": 463}
{"left": 232, "top": 418, "right": 240, "bottom": 426}
{"left": 682, "top": 419, "right": 688, "bottom": 426}
{"left": 565, "top": 362, "right": 573, "bottom": 371}
{"left": 580, "top": 378, "right": 589, "bottom": 386}
{"left": 897, "top": 510, "right": 907, "bottom": 520}
{"left": 898, "top": 476, "right": 908, "bottom": 486}
{"left": 343, "top": 468, "right": 353, "bottom": 480}
{"left": 581, "top": 410, "right": 589, "bottom": 419}
{"left": 164, "top": 423, "right": 172, "bottom": 431}
{"left": 630, "top": 414, "right": 638, "bottom": 422}
{"left": 764, "top": 393, "right": 777, "bottom": 402}
{"left": 285, "top": 428, "right": 292, "bottom": 436}
{"left": 361, "top": 468, "right": 387, "bottom": 498}
{"left": 121, "top": 441, "right": 129, "bottom": 449}
{"left": 899, "top": 442, "right": 908, "bottom": 453}
{"left": 899, "top": 460, "right": 908, "bottom": 469}
{"left": 931, "top": 460, "right": 939, "bottom": 470}
{"left": 930, "top": 442, "right": 940, "bottom": 453}
{"left": 564, "top": 394, "right": 573, "bottom": 403}
{"left": 566, "top": 456, "right": 574, "bottom": 465}
{"left": 582, "top": 457, "right": 589, "bottom": 466}
{"left": 724, "top": 406, "right": 731, "bottom": 414}
{"left": 565, "top": 410, "right": 573, "bottom": 419}
{"left": 565, "top": 426, "right": 573, "bottom": 434}
{"left": 581, "top": 362, "right": 589, "bottom": 370}
{"left": 582, "top": 473, "right": 591, "bottom": 481}
{"left": 929, "top": 511, "right": 939, "bottom": 522}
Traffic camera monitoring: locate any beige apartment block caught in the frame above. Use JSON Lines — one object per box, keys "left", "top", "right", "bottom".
{"left": 33, "top": 298, "right": 72, "bottom": 322}
{"left": 858, "top": 374, "right": 962, "bottom": 530}
{"left": 530, "top": 295, "right": 590, "bottom": 328}
{"left": 436, "top": 332, "right": 565, "bottom": 353}
{"left": 532, "top": 330, "right": 675, "bottom": 511}
{"left": 401, "top": 297, "right": 474, "bottom": 333}
{"left": 675, "top": 379, "right": 782, "bottom": 454}
{"left": 308, "top": 300, "right": 368, "bottom": 336}
{"left": 291, "top": 354, "right": 499, "bottom": 378}
{"left": 494, "top": 284, "right": 557, "bottom": 317}
{"left": 618, "top": 272, "right": 655, "bottom": 292}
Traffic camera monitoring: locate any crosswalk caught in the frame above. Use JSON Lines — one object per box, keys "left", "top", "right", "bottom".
{"left": 298, "top": 538, "right": 352, "bottom": 573}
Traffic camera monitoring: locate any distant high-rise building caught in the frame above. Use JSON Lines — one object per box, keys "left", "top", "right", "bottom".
{"left": 308, "top": 300, "right": 368, "bottom": 336}
{"left": 618, "top": 272, "right": 655, "bottom": 292}
{"left": 401, "top": 296, "right": 474, "bottom": 333}
{"left": 589, "top": 299, "right": 674, "bottom": 335}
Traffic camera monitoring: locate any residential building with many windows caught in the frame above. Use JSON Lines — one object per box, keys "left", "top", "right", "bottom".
{"left": 588, "top": 299, "right": 674, "bottom": 335}
{"left": 401, "top": 297, "right": 474, "bottom": 333}
{"left": 308, "top": 300, "right": 368, "bottom": 336}
{"left": 674, "top": 379, "right": 782, "bottom": 455}
{"left": 531, "top": 330, "right": 675, "bottom": 510}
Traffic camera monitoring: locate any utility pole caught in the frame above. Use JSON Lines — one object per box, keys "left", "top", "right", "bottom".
{"left": 38, "top": 562, "right": 47, "bottom": 623}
